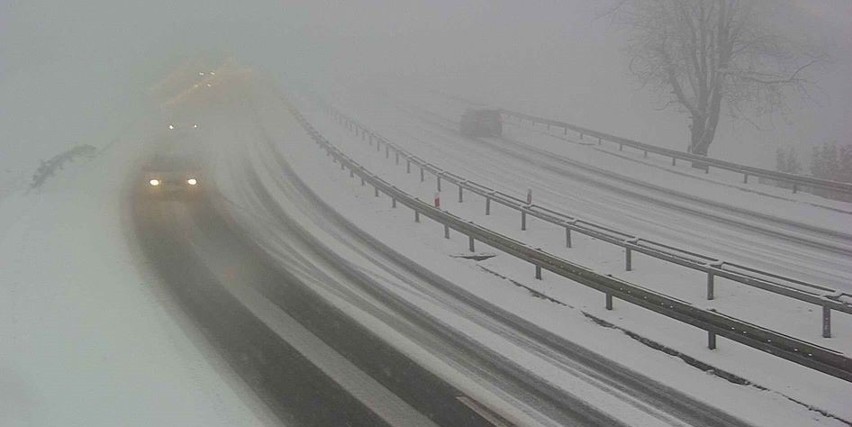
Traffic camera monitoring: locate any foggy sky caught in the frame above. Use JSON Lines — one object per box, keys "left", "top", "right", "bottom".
{"left": 2, "top": 0, "right": 850, "bottom": 182}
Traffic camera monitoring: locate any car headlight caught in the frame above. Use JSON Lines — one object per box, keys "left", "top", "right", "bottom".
{"left": 187, "top": 178, "right": 197, "bottom": 186}
{"left": 149, "top": 179, "right": 160, "bottom": 186}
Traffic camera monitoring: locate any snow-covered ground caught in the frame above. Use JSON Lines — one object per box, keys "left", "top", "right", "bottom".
{"left": 0, "top": 116, "right": 275, "bottom": 426}
{"left": 206, "top": 78, "right": 852, "bottom": 425}
{"left": 313, "top": 87, "right": 852, "bottom": 290}
{"left": 289, "top": 91, "right": 852, "bottom": 357}
{"left": 3, "top": 64, "right": 849, "bottom": 426}
{"left": 419, "top": 88, "right": 852, "bottom": 221}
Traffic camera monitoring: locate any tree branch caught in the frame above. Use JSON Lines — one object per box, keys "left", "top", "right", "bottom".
{"left": 724, "top": 58, "right": 819, "bottom": 84}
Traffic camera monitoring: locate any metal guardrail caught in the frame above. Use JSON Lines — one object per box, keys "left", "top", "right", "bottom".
{"left": 282, "top": 98, "right": 852, "bottom": 383}
{"left": 308, "top": 97, "right": 852, "bottom": 341}
{"left": 500, "top": 109, "right": 852, "bottom": 196}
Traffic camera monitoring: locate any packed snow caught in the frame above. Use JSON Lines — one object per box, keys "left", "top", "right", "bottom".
{"left": 205, "top": 77, "right": 852, "bottom": 425}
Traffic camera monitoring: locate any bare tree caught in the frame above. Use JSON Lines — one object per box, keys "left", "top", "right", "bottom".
{"left": 607, "top": 0, "right": 824, "bottom": 159}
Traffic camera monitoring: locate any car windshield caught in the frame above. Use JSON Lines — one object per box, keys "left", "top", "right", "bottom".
{"left": 147, "top": 154, "right": 197, "bottom": 171}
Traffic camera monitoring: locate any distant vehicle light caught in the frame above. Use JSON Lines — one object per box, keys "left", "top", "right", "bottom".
{"left": 193, "top": 124, "right": 198, "bottom": 129}
{"left": 168, "top": 124, "right": 175, "bottom": 130}
{"left": 209, "top": 72, "right": 215, "bottom": 76}
{"left": 187, "top": 178, "right": 197, "bottom": 186}
{"left": 149, "top": 179, "right": 160, "bottom": 186}
{"left": 199, "top": 72, "right": 205, "bottom": 76}
{"left": 206, "top": 83, "right": 212, "bottom": 87}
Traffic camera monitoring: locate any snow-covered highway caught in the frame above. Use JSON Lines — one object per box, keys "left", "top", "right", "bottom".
{"left": 4, "top": 67, "right": 851, "bottom": 426}
{"left": 318, "top": 88, "right": 852, "bottom": 293}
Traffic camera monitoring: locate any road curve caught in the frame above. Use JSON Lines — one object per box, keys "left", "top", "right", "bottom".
{"left": 231, "top": 101, "right": 754, "bottom": 427}
{"left": 351, "top": 98, "right": 851, "bottom": 290}
{"left": 130, "top": 184, "right": 498, "bottom": 426}
{"left": 128, "top": 80, "right": 757, "bottom": 426}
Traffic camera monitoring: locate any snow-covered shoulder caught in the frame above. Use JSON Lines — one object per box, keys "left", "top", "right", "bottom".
{"left": 0, "top": 118, "right": 274, "bottom": 426}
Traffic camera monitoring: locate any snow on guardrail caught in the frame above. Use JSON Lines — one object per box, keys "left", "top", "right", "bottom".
{"left": 281, "top": 95, "right": 852, "bottom": 383}
{"left": 308, "top": 95, "right": 852, "bottom": 342}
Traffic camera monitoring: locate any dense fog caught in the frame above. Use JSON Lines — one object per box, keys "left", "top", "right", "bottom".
{"left": 3, "top": 2, "right": 852, "bottom": 425}
{"left": 2, "top": 0, "right": 850, "bottom": 186}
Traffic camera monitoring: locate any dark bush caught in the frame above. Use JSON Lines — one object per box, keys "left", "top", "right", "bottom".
{"left": 30, "top": 144, "right": 97, "bottom": 189}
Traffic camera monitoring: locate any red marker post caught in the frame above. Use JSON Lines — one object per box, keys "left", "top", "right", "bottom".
{"left": 526, "top": 189, "right": 533, "bottom": 205}
{"left": 434, "top": 192, "right": 441, "bottom": 209}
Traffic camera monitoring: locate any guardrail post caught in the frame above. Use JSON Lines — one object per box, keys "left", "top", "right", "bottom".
{"left": 521, "top": 211, "right": 527, "bottom": 231}
{"left": 376, "top": 140, "right": 381, "bottom": 152}
{"left": 349, "top": 169, "right": 354, "bottom": 178}
{"left": 625, "top": 248, "right": 632, "bottom": 271}
{"left": 485, "top": 197, "right": 491, "bottom": 215}
{"left": 385, "top": 145, "right": 390, "bottom": 159}
{"left": 374, "top": 186, "right": 379, "bottom": 197}
{"left": 707, "top": 272, "right": 715, "bottom": 300}
{"left": 792, "top": 183, "right": 798, "bottom": 194}
{"left": 672, "top": 157, "right": 676, "bottom": 166}
{"left": 368, "top": 134, "right": 373, "bottom": 146}
{"left": 565, "top": 227, "right": 572, "bottom": 248}
{"left": 643, "top": 150, "right": 648, "bottom": 158}
{"left": 535, "top": 265, "right": 542, "bottom": 280}
{"left": 415, "top": 210, "right": 420, "bottom": 223}
{"left": 605, "top": 292, "right": 613, "bottom": 310}
{"left": 743, "top": 174, "right": 748, "bottom": 184}
{"left": 437, "top": 175, "right": 442, "bottom": 192}
{"left": 420, "top": 167, "right": 425, "bottom": 182}
{"left": 458, "top": 185, "right": 464, "bottom": 202}
{"left": 708, "top": 332, "right": 717, "bottom": 350}
{"left": 360, "top": 177, "right": 365, "bottom": 186}
{"left": 469, "top": 236, "right": 475, "bottom": 252}
{"left": 406, "top": 160, "right": 411, "bottom": 174}
{"left": 444, "top": 224, "right": 450, "bottom": 239}
{"left": 823, "top": 306, "right": 832, "bottom": 338}
{"left": 392, "top": 198, "right": 397, "bottom": 208}
{"left": 395, "top": 152, "right": 400, "bottom": 165}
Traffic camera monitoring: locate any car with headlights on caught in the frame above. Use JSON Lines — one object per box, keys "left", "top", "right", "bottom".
{"left": 142, "top": 151, "right": 203, "bottom": 198}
